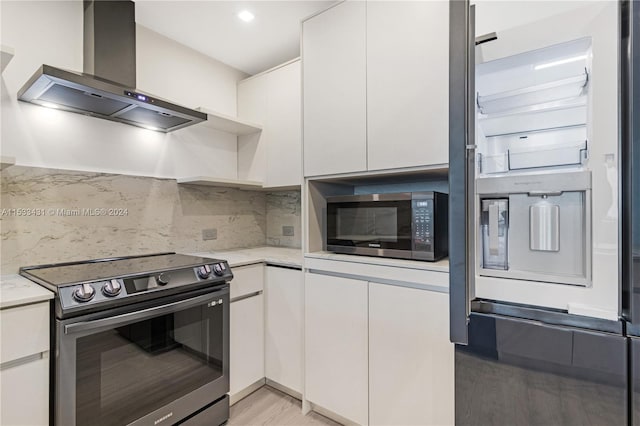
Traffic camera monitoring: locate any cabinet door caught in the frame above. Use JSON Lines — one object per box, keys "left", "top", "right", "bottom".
{"left": 366, "top": 1, "right": 449, "bottom": 171}
{"left": 264, "top": 266, "right": 303, "bottom": 393}
{"left": 230, "top": 294, "right": 264, "bottom": 397}
{"left": 305, "top": 273, "right": 368, "bottom": 425}
{"left": 0, "top": 355, "right": 49, "bottom": 426}
{"left": 238, "top": 75, "right": 268, "bottom": 124}
{"left": 238, "top": 75, "right": 267, "bottom": 182}
{"left": 265, "top": 61, "right": 302, "bottom": 188}
{"left": 302, "top": 2, "right": 367, "bottom": 177}
{"left": 369, "top": 283, "right": 454, "bottom": 426}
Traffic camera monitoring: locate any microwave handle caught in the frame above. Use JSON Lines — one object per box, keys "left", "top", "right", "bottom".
{"left": 449, "top": 0, "right": 476, "bottom": 345}
{"left": 64, "top": 287, "right": 229, "bottom": 335}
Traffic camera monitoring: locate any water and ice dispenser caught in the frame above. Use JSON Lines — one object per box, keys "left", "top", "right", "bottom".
{"left": 475, "top": 38, "right": 592, "bottom": 286}
{"left": 480, "top": 199, "right": 508, "bottom": 270}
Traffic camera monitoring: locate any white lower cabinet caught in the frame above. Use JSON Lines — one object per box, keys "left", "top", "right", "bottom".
{"left": 0, "top": 301, "right": 50, "bottom": 426}
{"left": 304, "top": 273, "right": 369, "bottom": 425}
{"left": 230, "top": 293, "right": 265, "bottom": 398}
{"left": 0, "top": 355, "right": 49, "bottom": 426}
{"left": 229, "top": 264, "right": 265, "bottom": 401}
{"left": 265, "top": 266, "right": 303, "bottom": 393}
{"left": 304, "top": 272, "right": 454, "bottom": 426}
{"left": 369, "top": 283, "right": 454, "bottom": 426}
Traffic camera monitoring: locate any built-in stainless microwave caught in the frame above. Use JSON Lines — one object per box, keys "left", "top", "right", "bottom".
{"left": 326, "top": 192, "right": 448, "bottom": 261}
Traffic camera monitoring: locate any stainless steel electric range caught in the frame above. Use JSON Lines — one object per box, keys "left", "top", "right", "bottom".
{"left": 20, "top": 252, "right": 232, "bottom": 426}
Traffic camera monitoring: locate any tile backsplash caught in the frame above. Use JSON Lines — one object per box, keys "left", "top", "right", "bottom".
{"left": 266, "top": 191, "right": 302, "bottom": 249}
{"left": 1, "top": 166, "right": 301, "bottom": 274}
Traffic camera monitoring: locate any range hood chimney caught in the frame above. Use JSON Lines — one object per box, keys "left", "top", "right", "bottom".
{"left": 83, "top": 0, "right": 137, "bottom": 88}
{"left": 17, "top": 0, "right": 207, "bottom": 132}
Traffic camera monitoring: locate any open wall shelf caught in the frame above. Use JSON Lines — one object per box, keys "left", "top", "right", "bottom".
{"left": 177, "top": 176, "right": 263, "bottom": 190}
{"left": 196, "top": 107, "right": 262, "bottom": 136}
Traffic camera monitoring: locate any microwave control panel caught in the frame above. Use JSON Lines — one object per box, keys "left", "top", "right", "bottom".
{"left": 412, "top": 199, "right": 433, "bottom": 252}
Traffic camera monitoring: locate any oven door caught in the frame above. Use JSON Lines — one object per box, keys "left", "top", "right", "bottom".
{"left": 326, "top": 194, "right": 412, "bottom": 258}
{"left": 55, "top": 285, "right": 229, "bottom": 426}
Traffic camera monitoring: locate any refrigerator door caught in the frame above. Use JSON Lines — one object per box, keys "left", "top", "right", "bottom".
{"left": 451, "top": 0, "right": 623, "bottom": 342}
{"left": 456, "top": 313, "right": 628, "bottom": 426}
{"left": 633, "top": 336, "right": 640, "bottom": 426}
{"left": 448, "top": 0, "right": 476, "bottom": 345}
{"left": 622, "top": 0, "right": 640, "bottom": 326}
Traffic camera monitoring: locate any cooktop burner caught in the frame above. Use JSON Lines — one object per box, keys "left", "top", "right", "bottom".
{"left": 20, "top": 252, "right": 232, "bottom": 319}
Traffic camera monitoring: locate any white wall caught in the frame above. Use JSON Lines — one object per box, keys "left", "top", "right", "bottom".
{"left": 136, "top": 25, "right": 243, "bottom": 116}
{"left": 0, "top": 0, "right": 247, "bottom": 179}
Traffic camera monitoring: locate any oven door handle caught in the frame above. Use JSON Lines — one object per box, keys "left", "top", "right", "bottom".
{"left": 64, "top": 288, "right": 228, "bottom": 335}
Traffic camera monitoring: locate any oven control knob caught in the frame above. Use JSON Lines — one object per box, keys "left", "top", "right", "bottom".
{"left": 213, "top": 263, "right": 224, "bottom": 276}
{"left": 102, "top": 279, "right": 122, "bottom": 297}
{"left": 73, "top": 284, "right": 95, "bottom": 302}
{"left": 197, "top": 265, "right": 212, "bottom": 279}
{"left": 157, "top": 273, "right": 171, "bottom": 286}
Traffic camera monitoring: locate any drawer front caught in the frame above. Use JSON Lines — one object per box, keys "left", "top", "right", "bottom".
{"left": 0, "top": 354, "right": 49, "bottom": 426}
{"left": 0, "top": 302, "right": 49, "bottom": 364}
{"left": 230, "top": 264, "right": 264, "bottom": 299}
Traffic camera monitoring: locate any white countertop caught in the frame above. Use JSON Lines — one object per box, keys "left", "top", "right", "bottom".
{"left": 188, "top": 247, "right": 449, "bottom": 292}
{"left": 189, "top": 246, "right": 303, "bottom": 269}
{"left": 0, "top": 275, "right": 54, "bottom": 309}
{"left": 189, "top": 247, "right": 447, "bottom": 273}
{"left": 304, "top": 251, "right": 449, "bottom": 273}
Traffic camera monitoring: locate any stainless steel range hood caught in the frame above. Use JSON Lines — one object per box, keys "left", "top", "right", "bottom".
{"left": 17, "top": 1, "right": 206, "bottom": 132}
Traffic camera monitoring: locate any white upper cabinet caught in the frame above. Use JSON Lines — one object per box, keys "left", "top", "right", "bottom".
{"left": 266, "top": 61, "right": 302, "bottom": 188}
{"left": 238, "top": 76, "right": 268, "bottom": 183}
{"left": 366, "top": 1, "right": 449, "bottom": 171}
{"left": 238, "top": 75, "right": 269, "bottom": 124}
{"left": 302, "top": 2, "right": 368, "bottom": 177}
{"left": 238, "top": 60, "right": 302, "bottom": 188}
{"left": 302, "top": 1, "right": 449, "bottom": 177}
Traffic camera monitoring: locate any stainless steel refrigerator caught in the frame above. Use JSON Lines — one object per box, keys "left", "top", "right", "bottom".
{"left": 448, "top": 1, "right": 640, "bottom": 424}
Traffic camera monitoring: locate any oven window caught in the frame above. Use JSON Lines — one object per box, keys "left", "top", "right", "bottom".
{"left": 336, "top": 207, "right": 399, "bottom": 242}
{"left": 75, "top": 302, "right": 224, "bottom": 425}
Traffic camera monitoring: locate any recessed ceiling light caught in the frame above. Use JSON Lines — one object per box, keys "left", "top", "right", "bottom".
{"left": 238, "top": 10, "right": 255, "bottom": 23}
{"left": 40, "top": 101, "right": 59, "bottom": 109}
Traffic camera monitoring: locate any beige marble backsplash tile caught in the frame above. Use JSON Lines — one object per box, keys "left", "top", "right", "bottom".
{"left": 0, "top": 166, "right": 270, "bottom": 274}
{"left": 266, "top": 191, "right": 302, "bottom": 249}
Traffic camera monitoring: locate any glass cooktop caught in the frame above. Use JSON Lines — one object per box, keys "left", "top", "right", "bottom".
{"left": 19, "top": 253, "right": 221, "bottom": 288}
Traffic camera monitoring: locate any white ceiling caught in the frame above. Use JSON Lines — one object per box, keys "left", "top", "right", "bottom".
{"left": 134, "top": 1, "right": 335, "bottom": 76}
